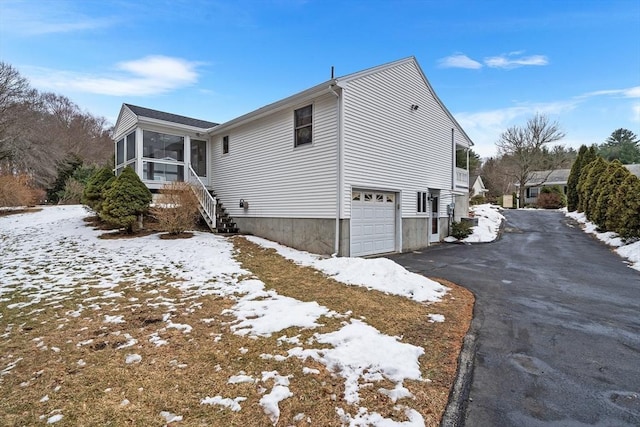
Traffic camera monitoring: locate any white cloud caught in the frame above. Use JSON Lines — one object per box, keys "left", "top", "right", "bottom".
{"left": 1, "top": 2, "right": 117, "bottom": 36}
{"left": 580, "top": 86, "right": 640, "bottom": 99}
{"left": 437, "top": 54, "right": 483, "bottom": 69}
{"left": 625, "top": 87, "right": 640, "bottom": 98}
{"left": 28, "top": 56, "right": 200, "bottom": 96}
{"left": 632, "top": 103, "right": 640, "bottom": 123}
{"left": 438, "top": 51, "right": 549, "bottom": 71}
{"left": 484, "top": 53, "right": 548, "bottom": 69}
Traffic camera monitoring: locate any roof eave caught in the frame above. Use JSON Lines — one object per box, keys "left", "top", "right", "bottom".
{"left": 207, "top": 80, "right": 336, "bottom": 134}
{"left": 137, "top": 116, "right": 213, "bottom": 134}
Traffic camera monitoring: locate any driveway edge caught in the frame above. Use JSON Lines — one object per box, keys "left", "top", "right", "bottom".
{"left": 440, "top": 313, "right": 479, "bottom": 427}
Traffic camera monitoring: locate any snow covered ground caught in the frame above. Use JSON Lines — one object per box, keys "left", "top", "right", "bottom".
{"left": 463, "top": 204, "right": 505, "bottom": 243}
{"left": 0, "top": 205, "right": 449, "bottom": 426}
{"left": 442, "top": 203, "right": 505, "bottom": 244}
{"left": 565, "top": 210, "right": 640, "bottom": 271}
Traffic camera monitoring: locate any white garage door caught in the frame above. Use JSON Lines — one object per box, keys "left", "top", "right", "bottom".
{"left": 350, "top": 190, "right": 396, "bottom": 257}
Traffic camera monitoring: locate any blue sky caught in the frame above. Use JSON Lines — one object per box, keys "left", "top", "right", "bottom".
{"left": 1, "top": 0, "right": 639, "bottom": 158}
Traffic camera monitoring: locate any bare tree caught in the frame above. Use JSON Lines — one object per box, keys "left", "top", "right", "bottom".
{"left": 496, "top": 113, "right": 566, "bottom": 205}
{"left": 0, "top": 62, "right": 113, "bottom": 191}
{"left": 0, "top": 62, "right": 40, "bottom": 164}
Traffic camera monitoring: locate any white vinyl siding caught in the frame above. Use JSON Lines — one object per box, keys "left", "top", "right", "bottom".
{"left": 211, "top": 93, "right": 338, "bottom": 218}
{"left": 341, "top": 60, "right": 468, "bottom": 219}
{"left": 114, "top": 106, "right": 137, "bottom": 139}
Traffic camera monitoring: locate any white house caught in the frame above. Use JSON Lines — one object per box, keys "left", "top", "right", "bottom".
{"left": 469, "top": 175, "right": 488, "bottom": 198}
{"left": 113, "top": 57, "right": 474, "bottom": 257}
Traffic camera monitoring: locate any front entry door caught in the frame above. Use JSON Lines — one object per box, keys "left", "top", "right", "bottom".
{"left": 430, "top": 192, "right": 440, "bottom": 243}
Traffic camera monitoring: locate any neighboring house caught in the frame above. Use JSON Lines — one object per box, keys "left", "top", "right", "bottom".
{"left": 519, "top": 165, "right": 640, "bottom": 206}
{"left": 519, "top": 169, "right": 571, "bottom": 206}
{"left": 113, "top": 57, "right": 473, "bottom": 257}
{"left": 469, "top": 175, "right": 488, "bottom": 198}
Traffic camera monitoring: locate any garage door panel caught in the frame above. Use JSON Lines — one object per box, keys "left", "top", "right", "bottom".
{"left": 351, "top": 190, "right": 396, "bottom": 257}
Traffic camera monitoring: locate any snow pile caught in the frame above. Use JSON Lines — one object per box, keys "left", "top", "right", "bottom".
{"left": 245, "top": 236, "right": 447, "bottom": 303}
{"left": 159, "top": 411, "right": 183, "bottom": 423}
{"left": 224, "top": 289, "right": 335, "bottom": 337}
{"left": 288, "top": 320, "right": 424, "bottom": 405}
{"left": 259, "top": 371, "right": 293, "bottom": 425}
{"left": 462, "top": 204, "right": 505, "bottom": 243}
{"left": 200, "top": 396, "right": 246, "bottom": 412}
{"left": 566, "top": 210, "right": 640, "bottom": 271}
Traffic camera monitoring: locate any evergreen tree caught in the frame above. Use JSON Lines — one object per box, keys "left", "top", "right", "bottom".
{"left": 578, "top": 156, "right": 608, "bottom": 220}
{"left": 592, "top": 160, "right": 629, "bottom": 229}
{"left": 567, "top": 145, "right": 588, "bottom": 211}
{"left": 605, "top": 169, "right": 640, "bottom": 238}
{"left": 616, "top": 174, "right": 640, "bottom": 239}
{"left": 598, "top": 128, "right": 640, "bottom": 164}
{"left": 82, "top": 166, "right": 115, "bottom": 213}
{"left": 100, "top": 167, "right": 152, "bottom": 233}
{"left": 575, "top": 145, "right": 598, "bottom": 212}
{"left": 47, "top": 154, "right": 83, "bottom": 203}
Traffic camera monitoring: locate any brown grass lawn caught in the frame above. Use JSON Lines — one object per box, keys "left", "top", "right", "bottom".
{"left": 0, "top": 230, "right": 473, "bottom": 426}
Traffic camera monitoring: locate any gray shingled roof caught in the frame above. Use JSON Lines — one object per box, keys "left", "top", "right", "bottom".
{"left": 525, "top": 169, "right": 571, "bottom": 186}
{"left": 125, "top": 104, "right": 218, "bottom": 129}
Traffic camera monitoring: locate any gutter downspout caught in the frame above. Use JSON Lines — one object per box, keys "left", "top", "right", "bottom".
{"left": 329, "top": 82, "right": 342, "bottom": 256}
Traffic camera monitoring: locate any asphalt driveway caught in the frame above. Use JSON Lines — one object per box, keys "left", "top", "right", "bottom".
{"left": 390, "top": 209, "right": 640, "bottom": 427}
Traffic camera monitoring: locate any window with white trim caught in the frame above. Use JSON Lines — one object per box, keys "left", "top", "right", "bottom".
{"left": 294, "top": 105, "right": 312, "bottom": 147}
{"left": 222, "top": 135, "right": 229, "bottom": 154}
{"left": 417, "top": 191, "right": 428, "bottom": 213}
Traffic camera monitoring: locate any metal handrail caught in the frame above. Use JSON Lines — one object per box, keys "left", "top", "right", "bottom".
{"left": 186, "top": 165, "right": 216, "bottom": 229}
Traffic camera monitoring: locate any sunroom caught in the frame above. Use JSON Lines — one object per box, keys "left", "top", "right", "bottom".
{"left": 113, "top": 104, "right": 217, "bottom": 191}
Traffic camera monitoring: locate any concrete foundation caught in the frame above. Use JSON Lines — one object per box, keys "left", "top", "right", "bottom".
{"left": 402, "top": 217, "right": 430, "bottom": 252}
{"left": 235, "top": 214, "right": 460, "bottom": 257}
{"left": 235, "top": 217, "right": 341, "bottom": 256}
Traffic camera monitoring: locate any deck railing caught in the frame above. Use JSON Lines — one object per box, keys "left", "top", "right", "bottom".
{"left": 186, "top": 165, "right": 216, "bottom": 230}
{"left": 455, "top": 167, "right": 469, "bottom": 189}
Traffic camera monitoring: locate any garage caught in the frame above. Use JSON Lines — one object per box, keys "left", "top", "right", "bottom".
{"left": 350, "top": 190, "right": 397, "bottom": 256}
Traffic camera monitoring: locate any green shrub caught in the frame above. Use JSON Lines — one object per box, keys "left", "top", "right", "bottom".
{"left": 450, "top": 220, "right": 473, "bottom": 240}
{"left": 470, "top": 195, "right": 486, "bottom": 205}
{"left": 82, "top": 166, "right": 115, "bottom": 213}
{"left": 567, "top": 145, "right": 597, "bottom": 211}
{"left": 100, "top": 167, "right": 152, "bottom": 233}
{"left": 612, "top": 174, "right": 640, "bottom": 239}
{"left": 592, "top": 160, "right": 629, "bottom": 231}
{"left": 578, "top": 157, "right": 608, "bottom": 219}
{"left": 536, "top": 185, "right": 566, "bottom": 209}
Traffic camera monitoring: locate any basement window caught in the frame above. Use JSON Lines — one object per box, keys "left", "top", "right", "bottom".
{"left": 294, "top": 105, "right": 313, "bottom": 147}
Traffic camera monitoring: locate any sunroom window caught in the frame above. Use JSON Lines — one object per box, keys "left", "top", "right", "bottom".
{"left": 116, "top": 138, "right": 124, "bottom": 164}
{"left": 143, "top": 161, "right": 184, "bottom": 182}
{"left": 126, "top": 132, "right": 136, "bottom": 161}
{"left": 143, "top": 130, "right": 184, "bottom": 161}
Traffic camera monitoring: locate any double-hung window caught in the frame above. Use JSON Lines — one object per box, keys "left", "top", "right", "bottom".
{"left": 222, "top": 135, "right": 229, "bottom": 154}
{"left": 417, "top": 191, "right": 428, "bottom": 213}
{"left": 294, "top": 105, "right": 312, "bottom": 147}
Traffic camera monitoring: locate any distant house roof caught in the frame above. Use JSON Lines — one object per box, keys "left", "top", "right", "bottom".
{"left": 521, "top": 164, "right": 640, "bottom": 188}
{"left": 625, "top": 163, "right": 640, "bottom": 177}
{"left": 524, "top": 169, "right": 571, "bottom": 187}
{"left": 124, "top": 103, "right": 218, "bottom": 129}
